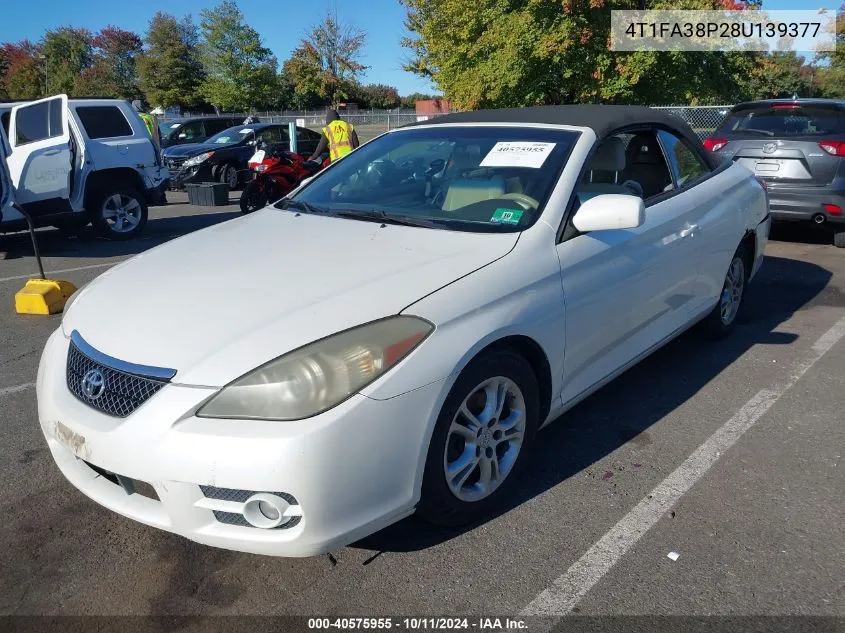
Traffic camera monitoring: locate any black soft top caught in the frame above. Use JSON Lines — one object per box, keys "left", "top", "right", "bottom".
{"left": 411, "top": 105, "right": 718, "bottom": 168}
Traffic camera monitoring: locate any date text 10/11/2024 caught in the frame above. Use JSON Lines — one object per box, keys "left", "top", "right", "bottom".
{"left": 308, "top": 618, "right": 528, "bottom": 630}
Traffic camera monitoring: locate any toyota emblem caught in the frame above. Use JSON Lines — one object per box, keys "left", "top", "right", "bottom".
{"left": 81, "top": 369, "right": 106, "bottom": 400}
{"left": 762, "top": 142, "right": 777, "bottom": 154}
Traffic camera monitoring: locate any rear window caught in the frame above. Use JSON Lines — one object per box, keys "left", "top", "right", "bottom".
{"left": 718, "top": 104, "right": 844, "bottom": 138}
{"left": 76, "top": 106, "right": 133, "bottom": 139}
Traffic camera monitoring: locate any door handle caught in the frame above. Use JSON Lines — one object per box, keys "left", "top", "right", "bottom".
{"left": 43, "top": 149, "right": 61, "bottom": 156}
{"left": 680, "top": 224, "right": 699, "bottom": 238}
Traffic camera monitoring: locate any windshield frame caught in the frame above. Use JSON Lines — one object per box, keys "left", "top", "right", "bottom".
{"left": 285, "top": 122, "right": 581, "bottom": 233}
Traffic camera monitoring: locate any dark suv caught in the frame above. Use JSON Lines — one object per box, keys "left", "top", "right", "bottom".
{"left": 158, "top": 116, "right": 242, "bottom": 148}
{"left": 704, "top": 99, "right": 845, "bottom": 247}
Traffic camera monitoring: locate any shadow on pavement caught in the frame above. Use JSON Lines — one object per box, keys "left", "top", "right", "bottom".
{"left": 769, "top": 221, "right": 835, "bottom": 246}
{"left": 0, "top": 210, "right": 240, "bottom": 260}
{"left": 354, "top": 254, "right": 833, "bottom": 553}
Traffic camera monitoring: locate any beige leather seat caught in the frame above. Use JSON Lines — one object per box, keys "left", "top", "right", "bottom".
{"left": 442, "top": 175, "right": 507, "bottom": 211}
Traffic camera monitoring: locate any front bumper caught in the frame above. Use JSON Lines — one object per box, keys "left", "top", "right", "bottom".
{"left": 37, "top": 328, "right": 445, "bottom": 557}
{"left": 167, "top": 164, "right": 213, "bottom": 189}
{"left": 767, "top": 186, "right": 845, "bottom": 225}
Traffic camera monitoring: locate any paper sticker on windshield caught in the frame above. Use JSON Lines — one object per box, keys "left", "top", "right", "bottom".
{"left": 479, "top": 142, "right": 556, "bottom": 169}
{"left": 239, "top": 128, "right": 252, "bottom": 134}
{"left": 491, "top": 208, "right": 524, "bottom": 225}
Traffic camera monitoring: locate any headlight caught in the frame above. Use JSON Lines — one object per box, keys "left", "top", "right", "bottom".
{"left": 197, "top": 316, "right": 433, "bottom": 421}
{"left": 255, "top": 164, "right": 268, "bottom": 172}
{"left": 183, "top": 151, "right": 214, "bottom": 167}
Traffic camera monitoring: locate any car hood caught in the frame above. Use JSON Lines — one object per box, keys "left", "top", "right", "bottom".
{"left": 62, "top": 211, "right": 518, "bottom": 387}
{"left": 162, "top": 143, "right": 219, "bottom": 158}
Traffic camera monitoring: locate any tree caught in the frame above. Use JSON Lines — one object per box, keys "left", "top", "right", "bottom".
{"left": 400, "top": 0, "right": 764, "bottom": 109}
{"left": 743, "top": 52, "right": 817, "bottom": 100}
{"left": 76, "top": 27, "right": 143, "bottom": 99}
{"left": 815, "top": 5, "right": 844, "bottom": 98}
{"left": 198, "top": 0, "right": 279, "bottom": 111}
{"left": 285, "top": 13, "right": 367, "bottom": 106}
{"left": 41, "top": 27, "right": 92, "bottom": 95}
{"left": 400, "top": 92, "right": 436, "bottom": 108}
{"left": 359, "top": 83, "right": 401, "bottom": 109}
{"left": 138, "top": 13, "right": 205, "bottom": 109}
{"left": 0, "top": 42, "right": 43, "bottom": 100}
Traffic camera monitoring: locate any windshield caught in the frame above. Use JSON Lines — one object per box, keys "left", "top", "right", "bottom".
{"left": 718, "top": 103, "right": 845, "bottom": 138}
{"left": 287, "top": 126, "right": 579, "bottom": 232}
{"left": 158, "top": 121, "right": 181, "bottom": 137}
{"left": 207, "top": 126, "right": 255, "bottom": 145}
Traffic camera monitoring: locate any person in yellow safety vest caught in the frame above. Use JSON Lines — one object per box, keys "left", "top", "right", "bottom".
{"left": 308, "top": 108, "right": 360, "bottom": 163}
{"left": 132, "top": 100, "right": 161, "bottom": 151}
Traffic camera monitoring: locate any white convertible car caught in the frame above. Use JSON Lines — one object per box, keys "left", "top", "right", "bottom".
{"left": 36, "top": 106, "right": 770, "bottom": 556}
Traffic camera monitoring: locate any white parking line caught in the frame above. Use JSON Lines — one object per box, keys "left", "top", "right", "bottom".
{"left": 521, "top": 313, "right": 845, "bottom": 621}
{"left": 0, "top": 261, "right": 121, "bottom": 284}
{"left": 0, "top": 382, "right": 35, "bottom": 397}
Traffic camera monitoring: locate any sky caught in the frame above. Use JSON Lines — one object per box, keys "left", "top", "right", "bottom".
{"left": 0, "top": 0, "right": 439, "bottom": 96}
{"left": 0, "top": 0, "right": 838, "bottom": 97}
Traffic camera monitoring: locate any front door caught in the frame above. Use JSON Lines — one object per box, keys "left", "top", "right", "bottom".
{"left": 6, "top": 94, "right": 72, "bottom": 217}
{"left": 556, "top": 131, "right": 700, "bottom": 406}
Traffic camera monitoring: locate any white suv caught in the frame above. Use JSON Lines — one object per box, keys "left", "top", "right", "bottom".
{"left": 0, "top": 94, "right": 169, "bottom": 240}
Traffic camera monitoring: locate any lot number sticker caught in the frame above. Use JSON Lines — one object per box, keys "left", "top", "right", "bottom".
{"left": 480, "top": 142, "right": 556, "bottom": 168}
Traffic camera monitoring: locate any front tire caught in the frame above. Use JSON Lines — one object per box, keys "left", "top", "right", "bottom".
{"left": 219, "top": 163, "right": 240, "bottom": 190}
{"left": 701, "top": 244, "right": 748, "bottom": 337}
{"left": 92, "top": 187, "right": 148, "bottom": 240}
{"left": 417, "top": 350, "right": 539, "bottom": 527}
{"left": 240, "top": 181, "right": 268, "bottom": 214}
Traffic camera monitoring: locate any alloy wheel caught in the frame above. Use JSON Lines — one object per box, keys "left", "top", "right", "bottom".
{"left": 720, "top": 257, "right": 745, "bottom": 326}
{"left": 102, "top": 193, "right": 142, "bottom": 234}
{"left": 443, "top": 376, "right": 526, "bottom": 503}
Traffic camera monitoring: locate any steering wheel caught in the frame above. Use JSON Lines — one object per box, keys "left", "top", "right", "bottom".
{"left": 622, "top": 180, "right": 644, "bottom": 197}
{"left": 498, "top": 193, "right": 540, "bottom": 211}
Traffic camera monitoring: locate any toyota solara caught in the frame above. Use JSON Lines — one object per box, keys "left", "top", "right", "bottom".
{"left": 36, "top": 105, "right": 771, "bottom": 557}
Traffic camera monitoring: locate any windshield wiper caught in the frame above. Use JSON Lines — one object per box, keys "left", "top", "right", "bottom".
{"left": 334, "top": 209, "right": 441, "bottom": 229}
{"left": 278, "top": 199, "right": 331, "bottom": 215}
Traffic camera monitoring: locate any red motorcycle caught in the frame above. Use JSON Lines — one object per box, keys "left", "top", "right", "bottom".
{"left": 240, "top": 143, "right": 327, "bottom": 214}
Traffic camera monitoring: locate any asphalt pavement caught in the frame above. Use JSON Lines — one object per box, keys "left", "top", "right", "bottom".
{"left": 0, "top": 194, "right": 843, "bottom": 631}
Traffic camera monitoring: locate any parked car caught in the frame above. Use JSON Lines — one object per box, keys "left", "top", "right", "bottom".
{"left": 704, "top": 98, "right": 845, "bottom": 247}
{"left": 162, "top": 123, "right": 323, "bottom": 190}
{"left": 36, "top": 105, "right": 769, "bottom": 557}
{"left": 0, "top": 95, "right": 169, "bottom": 240}
{"left": 158, "top": 116, "right": 242, "bottom": 149}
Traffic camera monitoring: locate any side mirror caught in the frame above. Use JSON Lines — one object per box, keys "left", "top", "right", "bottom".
{"left": 572, "top": 194, "right": 645, "bottom": 233}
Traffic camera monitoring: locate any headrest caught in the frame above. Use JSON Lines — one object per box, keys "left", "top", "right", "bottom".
{"left": 627, "top": 134, "right": 664, "bottom": 165}
{"left": 590, "top": 137, "right": 626, "bottom": 172}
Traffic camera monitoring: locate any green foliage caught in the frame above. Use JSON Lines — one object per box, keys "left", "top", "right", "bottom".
{"left": 198, "top": 0, "right": 279, "bottom": 111}
{"left": 41, "top": 27, "right": 92, "bottom": 95}
{"left": 0, "top": 41, "right": 43, "bottom": 100}
{"left": 815, "top": 5, "right": 844, "bottom": 99}
{"left": 285, "top": 14, "right": 367, "bottom": 107}
{"left": 137, "top": 13, "right": 205, "bottom": 109}
{"left": 358, "top": 84, "right": 401, "bottom": 109}
{"left": 400, "top": 0, "right": 790, "bottom": 108}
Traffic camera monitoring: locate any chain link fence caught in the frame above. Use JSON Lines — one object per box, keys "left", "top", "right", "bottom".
{"left": 175, "top": 106, "right": 732, "bottom": 142}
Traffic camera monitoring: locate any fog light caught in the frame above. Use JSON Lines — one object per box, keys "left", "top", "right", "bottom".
{"left": 242, "top": 493, "right": 291, "bottom": 528}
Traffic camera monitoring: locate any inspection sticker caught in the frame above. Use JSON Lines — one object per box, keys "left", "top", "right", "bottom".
{"left": 490, "top": 208, "right": 524, "bottom": 224}
{"left": 480, "top": 142, "right": 556, "bottom": 169}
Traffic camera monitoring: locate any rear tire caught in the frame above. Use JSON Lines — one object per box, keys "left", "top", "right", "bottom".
{"left": 91, "top": 186, "right": 148, "bottom": 241}
{"left": 700, "top": 243, "right": 749, "bottom": 338}
{"left": 834, "top": 229, "right": 845, "bottom": 249}
{"left": 417, "top": 350, "right": 539, "bottom": 527}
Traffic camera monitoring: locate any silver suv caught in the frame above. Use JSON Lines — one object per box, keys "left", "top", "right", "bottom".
{"left": 704, "top": 99, "right": 845, "bottom": 248}
{"left": 0, "top": 95, "right": 169, "bottom": 240}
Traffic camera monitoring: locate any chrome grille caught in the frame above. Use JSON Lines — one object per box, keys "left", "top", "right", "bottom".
{"left": 66, "top": 341, "right": 166, "bottom": 418}
{"left": 166, "top": 157, "right": 186, "bottom": 171}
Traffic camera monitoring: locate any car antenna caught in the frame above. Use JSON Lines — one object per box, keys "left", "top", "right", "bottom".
{"left": 12, "top": 203, "right": 78, "bottom": 315}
